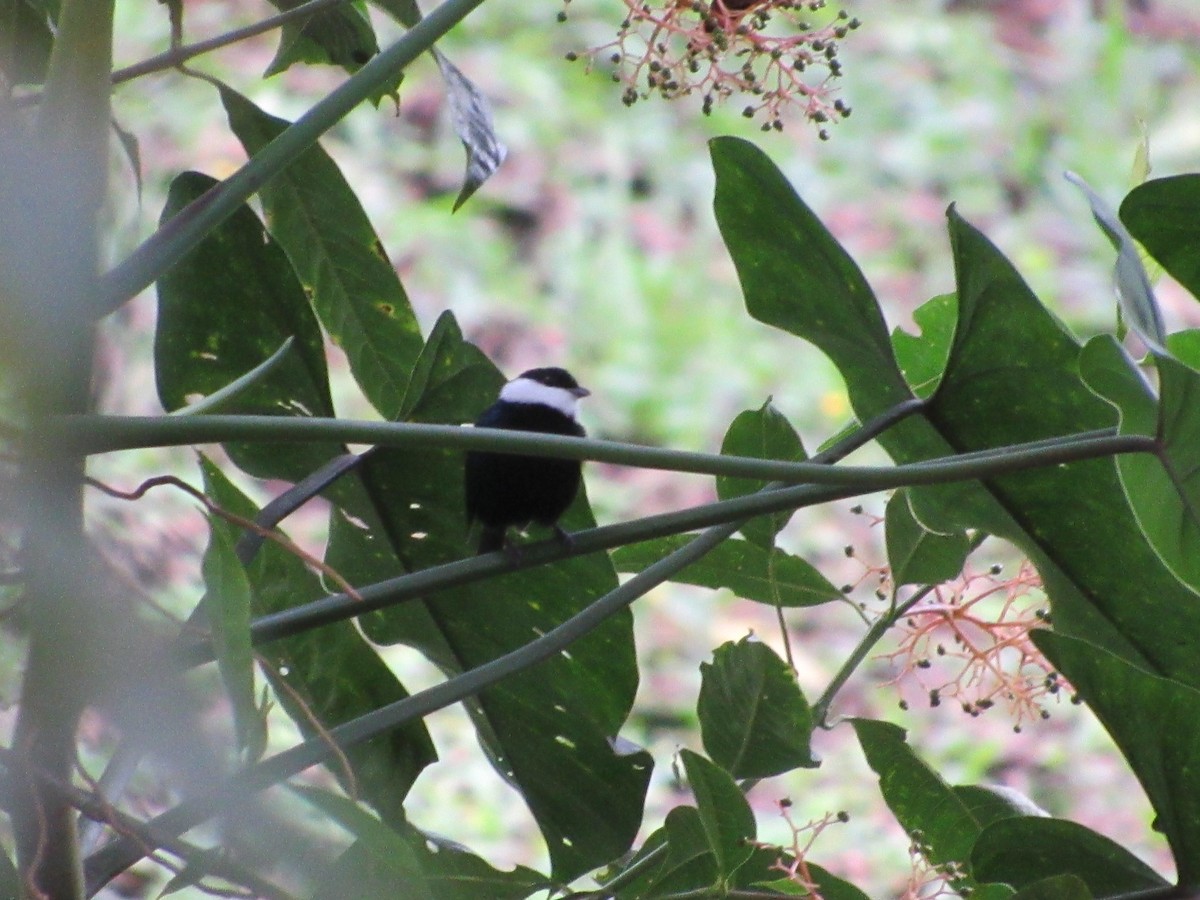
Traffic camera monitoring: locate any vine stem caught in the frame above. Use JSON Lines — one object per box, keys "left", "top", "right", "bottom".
{"left": 60, "top": 412, "right": 1145, "bottom": 489}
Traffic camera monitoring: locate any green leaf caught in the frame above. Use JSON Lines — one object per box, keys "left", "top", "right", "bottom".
{"left": 929, "top": 208, "right": 1200, "bottom": 679}
{"left": 852, "top": 718, "right": 987, "bottom": 889}
{"left": 1010, "top": 875, "right": 1092, "bottom": 900}
{"left": 718, "top": 401, "right": 807, "bottom": 548}
{"left": 972, "top": 816, "right": 1168, "bottom": 894}
{"left": 612, "top": 536, "right": 839, "bottom": 608}
{"left": 220, "top": 87, "right": 423, "bottom": 419}
{"left": 698, "top": 638, "right": 816, "bottom": 778}
{"left": 199, "top": 516, "right": 266, "bottom": 761}
{"left": 751, "top": 867, "right": 871, "bottom": 899}
{"left": 1065, "top": 171, "right": 1166, "bottom": 354}
{"left": 1034, "top": 630, "right": 1200, "bottom": 884}
{"left": 298, "top": 786, "right": 549, "bottom": 899}
{"left": 680, "top": 749, "right": 755, "bottom": 880}
{"left": 711, "top": 137, "right": 911, "bottom": 414}
{"left": 952, "top": 784, "right": 1042, "bottom": 825}
{"left": 155, "top": 171, "right": 339, "bottom": 482}
{"left": 264, "top": 0, "right": 379, "bottom": 79}
{"left": 1121, "top": 174, "right": 1200, "bottom": 304}
{"left": 1081, "top": 335, "right": 1200, "bottom": 596}
{"left": 885, "top": 489, "right": 971, "bottom": 587}
{"left": 892, "top": 294, "right": 956, "bottom": 399}
{"left": 201, "top": 459, "right": 435, "bottom": 825}
{"left": 324, "top": 319, "right": 649, "bottom": 881}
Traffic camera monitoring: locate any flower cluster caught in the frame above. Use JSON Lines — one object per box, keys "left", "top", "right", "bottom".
{"left": 748, "top": 801, "right": 849, "bottom": 898}
{"left": 879, "top": 561, "right": 1068, "bottom": 731}
{"left": 563, "top": 0, "right": 859, "bottom": 134}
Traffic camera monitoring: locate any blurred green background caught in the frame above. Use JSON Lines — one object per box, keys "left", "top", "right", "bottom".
{"left": 90, "top": 0, "right": 1200, "bottom": 894}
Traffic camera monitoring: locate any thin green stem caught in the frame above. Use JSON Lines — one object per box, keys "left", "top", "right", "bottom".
{"left": 95, "top": 0, "right": 490, "bottom": 315}
{"left": 59, "top": 413, "right": 1147, "bottom": 489}
{"left": 113, "top": 0, "right": 348, "bottom": 86}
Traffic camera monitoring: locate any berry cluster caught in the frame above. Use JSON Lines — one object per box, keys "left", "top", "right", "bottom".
{"left": 562, "top": 0, "right": 859, "bottom": 134}
{"left": 879, "top": 561, "right": 1068, "bottom": 732}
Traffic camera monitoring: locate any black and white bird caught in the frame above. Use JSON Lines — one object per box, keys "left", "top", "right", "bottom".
{"left": 465, "top": 367, "right": 590, "bottom": 555}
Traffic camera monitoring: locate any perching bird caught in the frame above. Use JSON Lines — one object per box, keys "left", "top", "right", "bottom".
{"left": 464, "top": 367, "right": 590, "bottom": 555}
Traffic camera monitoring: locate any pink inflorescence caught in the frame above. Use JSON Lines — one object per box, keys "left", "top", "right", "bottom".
{"left": 879, "top": 561, "right": 1069, "bottom": 731}
{"left": 563, "top": 0, "right": 859, "bottom": 134}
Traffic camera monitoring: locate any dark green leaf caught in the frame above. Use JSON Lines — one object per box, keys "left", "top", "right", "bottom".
{"left": 1081, "top": 336, "right": 1200, "bottom": 595}
{"left": 680, "top": 749, "right": 755, "bottom": 880}
{"left": 1034, "top": 630, "right": 1200, "bottom": 884}
{"left": 852, "top": 718, "right": 984, "bottom": 889}
{"left": 711, "top": 137, "right": 909, "bottom": 408}
{"left": 885, "top": 489, "right": 971, "bottom": 587}
{"left": 718, "top": 401, "right": 807, "bottom": 548}
{"left": 657, "top": 806, "right": 721, "bottom": 893}
{"left": 220, "top": 88, "right": 423, "bottom": 419}
{"left": 325, "top": 319, "right": 649, "bottom": 881}
{"left": 1010, "top": 875, "right": 1092, "bottom": 900}
{"left": 1066, "top": 171, "right": 1166, "bottom": 354}
{"left": 892, "top": 294, "right": 956, "bottom": 399}
{"left": 952, "top": 784, "right": 1043, "bottom": 825}
{"left": 1121, "top": 174, "right": 1200, "bottom": 303}
{"left": 698, "top": 638, "right": 816, "bottom": 778}
{"left": 434, "top": 50, "right": 507, "bottom": 211}
{"left": 973, "top": 816, "right": 1168, "bottom": 894}
{"left": 0, "top": 848, "right": 16, "bottom": 900}
{"left": 298, "top": 786, "right": 549, "bottom": 899}
{"left": 928, "top": 208, "right": 1200, "bottom": 680}
{"left": 612, "top": 536, "right": 839, "bottom": 608}
{"left": 264, "top": 0, "right": 380, "bottom": 79}
{"left": 156, "top": 171, "right": 339, "bottom": 482}
{"left": 199, "top": 518, "right": 266, "bottom": 761}
{"left": 202, "top": 459, "right": 435, "bottom": 825}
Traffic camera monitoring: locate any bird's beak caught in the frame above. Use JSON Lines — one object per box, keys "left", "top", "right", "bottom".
{"left": 571, "top": 386, "right": 591, "bottom": 398}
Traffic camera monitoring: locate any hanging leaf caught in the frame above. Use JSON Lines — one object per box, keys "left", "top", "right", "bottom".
{"left": 433, "top": 50, "right": 508, "bottom": 210}
{"left": 1065, "top": 170, "right": 1166, "bottom": 355}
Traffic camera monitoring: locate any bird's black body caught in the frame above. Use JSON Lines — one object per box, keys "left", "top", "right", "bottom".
{"left": 464, "top": 367, "right": 588, "bottom": 555}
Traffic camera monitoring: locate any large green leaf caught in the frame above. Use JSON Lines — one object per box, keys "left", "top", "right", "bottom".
{"left": 717, "top": 401, "right": 807, "bottom": 548}
{"left": 972, "top": 816, "right": 1168, "bottom": 894}
{"left": 710, "top": 137, "right": 910, "bottom": 411}
{"left": 201, "top": 459, "right": 435, "bottom": 825}
{"left": 155, "top": 171, "right": 339, "bottom": 481}
{"left": 612, "top": 536, "right": 840, "bottom": 608}
{"left": 322, "top": 316, "right": 649, "bottom": 881}
{"left": 1121, "top": 174, "right": 1200, "bottom": 303}
{"left": 1034, "top": 630, "right": 1200, "bottom": 884}
{"left": 698, "top": 638, "right": 816, "bottom": 778}
{"left": 220, "top": 88, "right": 423, "bottom": 419}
